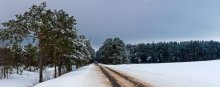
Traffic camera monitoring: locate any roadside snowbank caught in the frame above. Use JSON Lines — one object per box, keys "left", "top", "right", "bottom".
{"left": 107, "top": 60, "right": 220, "bottom": 87}
{"left": 34, "top": 64, "right": 110, "bottom": 87}
{"left": 34, "top": 65, "right": 90, "bottom": 87}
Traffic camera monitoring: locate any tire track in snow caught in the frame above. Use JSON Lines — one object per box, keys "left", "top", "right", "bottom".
{"left": 98, "top": 65, "right": 151, "bottom": 87}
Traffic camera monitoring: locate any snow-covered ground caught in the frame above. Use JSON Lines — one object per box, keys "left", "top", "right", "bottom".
{"left": 0, "top": 71, "right": 38, "bottom": 87}
{"left": 0, "top": 67, "right": 56, "bottom": 87}
{"left": 34, "top": 64, "right": 110, "bottom": 87}
{"left": 0, "top": 65, "right": 108, "bottom": 87}
{"left": 34, "top": 66, "right": 90, "bottom": 87}
{"left": 107, "top": 60, "right": 220, "bottom": 87}
{"left": 2, "top": 60, "right": 219, "bottom": 87}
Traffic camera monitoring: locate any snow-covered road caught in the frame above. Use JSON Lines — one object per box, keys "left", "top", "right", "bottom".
{"left": 99, "top": 65, "right": 151, "bottom": 87}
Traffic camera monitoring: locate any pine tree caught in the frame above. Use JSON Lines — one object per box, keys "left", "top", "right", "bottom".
{"left": 97, "top": 37, "right": 129, "bottom": 64}
{"left": 0, "top": 2, "right": 80, "bottom": 82}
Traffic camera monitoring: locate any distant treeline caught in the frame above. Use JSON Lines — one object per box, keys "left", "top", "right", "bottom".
{"left": 126, "top": 40, "right": 220, "bottom": 63}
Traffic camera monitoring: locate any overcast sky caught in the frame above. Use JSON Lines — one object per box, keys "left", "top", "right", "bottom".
{"left": 1, "top": 0, "right": 220, "bottom": 49}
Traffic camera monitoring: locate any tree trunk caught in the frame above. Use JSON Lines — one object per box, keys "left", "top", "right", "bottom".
{"left": 29, "top": 66, "right": 32, "bottom": 71}
{"left": 39, "top": 44, "right": 44, "bottom": 83}
{"left": 54, "top": 65, "right": 57, "bottom": 78}
{"left": 16, "top": 66, "right": 18, "bottom": 74}
{"left": 58, "top": 57, "right": 62, "bottom": 76}
{"left": 53, "top": 47, "right": 57, "bottom": 78}
{"left": 39, "top": 57, "right": 43, "bottom": 82}
{"left": 76, "top": 64, "right": 78, "bottom": 69}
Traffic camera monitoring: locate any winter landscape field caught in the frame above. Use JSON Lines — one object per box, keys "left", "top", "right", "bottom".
{"left": 0, "top": 60, "right": 219, "bottom": 87}
{"left": 107, "top": 60, "right": 220, "bottom": 87}
{"left": 1, "top": 0, "right": 220, "bottom": 87}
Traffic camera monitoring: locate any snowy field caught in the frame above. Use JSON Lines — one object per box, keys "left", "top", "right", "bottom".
{"left": 0, "top": 71, "right": 38, "bottom": 87}
{"left": 107, "top": 60, "right": 220, "bottom": 87}
{"left": 0, "top": 67, "right": 56, "bottom": 87}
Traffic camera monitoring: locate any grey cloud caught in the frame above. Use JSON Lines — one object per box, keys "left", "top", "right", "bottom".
{"left": 1, "top": 0, "right": 220, "bottom": 49}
